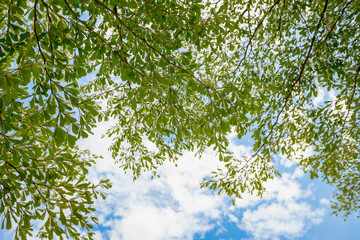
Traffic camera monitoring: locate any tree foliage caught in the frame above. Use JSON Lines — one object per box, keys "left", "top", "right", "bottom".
{"left": 1, "top": 0, "right": 359, "bottom": 238}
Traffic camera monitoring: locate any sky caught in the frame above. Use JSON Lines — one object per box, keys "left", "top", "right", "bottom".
{"left": 2, "top": 88, "right": 360, "bottom": 240}
{"left": 3, "top": 1, "right": 360, "bottom": 239}
{"left": 74, "top": 120, "right": 360, "bottom": 240}
{"left": 1, "top": 3, "right": 359, "bottom": 240}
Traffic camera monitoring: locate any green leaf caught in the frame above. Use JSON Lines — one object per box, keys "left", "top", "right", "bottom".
{"left": 6, "top": 215, "right": 11, "bottom": 230}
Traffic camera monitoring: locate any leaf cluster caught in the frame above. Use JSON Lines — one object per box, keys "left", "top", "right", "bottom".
{"left": 1, "top": 0, "right": 360, "bottom": 238}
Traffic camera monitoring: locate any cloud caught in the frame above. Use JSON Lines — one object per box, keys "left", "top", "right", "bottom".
{"left": 87, "top": 148, "right": 227, "bottom": 240}
{"left": 236, "top": 172, "right": 325, "bottom": 240}
{"left": 279, "top": 143, "right": 313, "bottom": 168}
{"left": 239, "top": 202, "right": 324, "bottom": 240}
{"left": 0, "top": 121, "right": 326, "bottom": 240}
{"left": 313, "top": 87, "right": 325, "bottom": 107}
{"left": 78, "top": 122, "right": 326, "bottom": 240}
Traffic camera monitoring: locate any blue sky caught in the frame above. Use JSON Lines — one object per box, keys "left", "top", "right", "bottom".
{"left": 2, "top": 1, "right": 359, "bottom": 239}
{"left": 1, "top": 86, "right": 360, "bottom": 240}
{"left": 3, "top": 115, "right": 360, "bottom": 240}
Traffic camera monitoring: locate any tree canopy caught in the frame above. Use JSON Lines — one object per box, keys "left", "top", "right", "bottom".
{"left": 1, "top": 0, "right": 360, "bottom": 239}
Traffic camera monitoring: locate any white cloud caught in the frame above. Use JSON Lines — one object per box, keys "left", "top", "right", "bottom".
{"left": 240, "top": 202, "right": 324, "bottom": 240}
{"left": 279, "top": 143, "right": 313, "bottom": 168}
{"left": 77, "top": 122, "right": 326, "bottom": 240}
{"left": 0, "top": 122, "right": 326, "bottom": 240}
{"left": 320, "top": 198, "right": 330, "bottom": 207}
{"left": 108, "top": 204, "right": 208, "bottom": 240}
{"left": 237, "top": 171, "right": 325, "bottom": 240}
{"left": 313, "top": 87, "right": 325, "bottom": 107}
{"left": 87, "top": 149, "right": 227, "bottom": 240}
